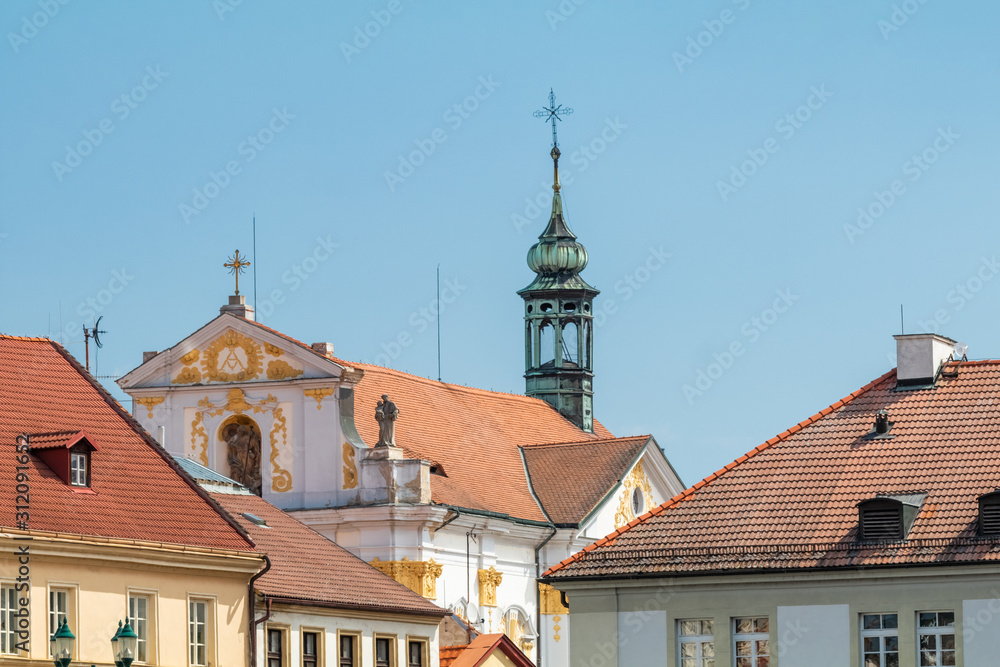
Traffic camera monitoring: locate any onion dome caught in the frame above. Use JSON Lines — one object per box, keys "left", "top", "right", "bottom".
{"left": 526, "top": 192, "right": 589, "bottom": 276}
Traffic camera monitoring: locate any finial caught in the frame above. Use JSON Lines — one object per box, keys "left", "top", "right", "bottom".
{"left": 534, "top": 89, "right": 573, "bottom": 192}
{"left": 224, "top": 250, "right": 251, "bottom": 295}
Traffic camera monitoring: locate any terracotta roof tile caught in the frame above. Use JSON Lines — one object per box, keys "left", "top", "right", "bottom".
{"left": 521, "top": 436, "right": 651, "bottom": 525}
{"left": 545, "top": 366, "right": 1000, "bottom": 577}
{"left": 210, "top": 492, "right": 446, "bottom": 616}
{"left": 0, "top": 335, "right": 254, "bottom": 552}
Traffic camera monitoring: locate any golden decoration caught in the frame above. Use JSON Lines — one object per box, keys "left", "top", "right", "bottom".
{"left": 180, "top": 349, "right": 200, "bottom": 365}
{"left": 304, "top": 387, "right": 336, "bottom": 409}
{"left": 202, "top": 329, "right": 263, "bottom": 382}
{"left": 614, "top": 459, "right": 655, "bottom": 529}
{"left": 172, "top": 366, "right": 202, "bottom": 384}
{"left": 539, "top": 583, "right": 568, "bottom": 615}
{"left": 553, "top": 615, "right": 561, "bottom": 643}
{"left": 478, "top": 567, "right": 503, "bottom": 607}
{"left": 134, "top": 396, "right": 165, "bottom": 419}
{"left": 522, "top": 640, "right": 534, "bottom": 652}
{"left": 264, "top": 343, "right": 283, "bottom": 356}
{"left": 369, "top": 558, "right": 443, "bottom": 598}
{"left": 342, "top": 443, "right": 358, "bottom": 489}
{"left": 224, "top": 249, "right": 251, "bottom": 295}
{"left": 224, "top": 387, "right": 253, "bottom": 413}
{"left": 266, "top": 359, "right": 304, "bottom": 381}
{"left": 190, "top": 411, "right": 208, "bottom": 465}
{"left": 269, "top": 406, "right": 291, "bottom": 492}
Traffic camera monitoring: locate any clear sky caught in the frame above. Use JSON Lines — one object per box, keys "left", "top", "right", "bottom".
{"left": 2, "top": 1, "right": 997, "bottom": 486}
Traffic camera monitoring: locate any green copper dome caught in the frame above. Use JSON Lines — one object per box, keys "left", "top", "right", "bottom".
{"left": 521, "top": 190, "right": 597, "bottom": 293}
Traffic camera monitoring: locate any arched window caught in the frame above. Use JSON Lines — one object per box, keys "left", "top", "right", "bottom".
{"left": 219, "top": 415, "right": 263, "bottom": 496}
{"left": 562, "top": 321, "right": 579, "bottom": 367}
{"left": 539, "top": 322, "right": 555, "bottom": 367}
{"left": 501, "top": 607, "right": 536, "bottom": 653}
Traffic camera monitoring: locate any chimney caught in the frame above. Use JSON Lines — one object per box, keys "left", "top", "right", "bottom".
{"left": 311, "top": 342, "right": 335, "bottom": 358}
{"left": 220, "top": 294, "right": 255, "bottom": 321}
{"left": 894, "top": 333, "right": 956, "bottom": 387}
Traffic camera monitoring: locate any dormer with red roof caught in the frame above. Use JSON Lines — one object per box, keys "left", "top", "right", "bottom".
{"left": 27, "top": 430, "right": 100, "bottom": 488}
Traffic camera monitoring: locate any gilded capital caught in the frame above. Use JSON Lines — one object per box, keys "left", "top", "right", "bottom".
{"left": 370, "top": 557, "right": 442, "bottom": 599}
{"left": 477, "top": 566, "right": 503, "bottom": 607}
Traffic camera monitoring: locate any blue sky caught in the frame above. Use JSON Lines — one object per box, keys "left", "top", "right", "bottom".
{"left": 2, "top": 1, "right": 997, "bottom": 486}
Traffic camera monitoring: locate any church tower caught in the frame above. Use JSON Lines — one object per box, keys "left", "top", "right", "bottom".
{"left": 519, "top": 91, "right": 599, "bottom": 432}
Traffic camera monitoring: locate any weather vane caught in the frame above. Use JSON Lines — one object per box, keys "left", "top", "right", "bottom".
{"left": 224, "top": 250, "right": 251, "bottom": 295}
{"left": 533, "top": 88, "right": 573, "bottom": 148}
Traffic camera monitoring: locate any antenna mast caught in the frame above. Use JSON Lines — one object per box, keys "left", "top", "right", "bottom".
{"left": 253, "top": 214, "right": 258, "bottom": 314}
{"left": 437, "top": 265, "right": 442, "bottom": 382}
{"left": 82, "top": 316, "right": 107, "bottom": 372}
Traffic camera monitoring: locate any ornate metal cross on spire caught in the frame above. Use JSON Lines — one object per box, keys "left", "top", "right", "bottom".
{"left": 224, "top": 250, "right": 251, "bottom": 295}
{"left": 533, "top": 88, "right": 573, "bottom": 192}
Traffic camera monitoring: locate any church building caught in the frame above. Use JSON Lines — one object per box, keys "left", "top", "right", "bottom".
{"left": 117, "top": 115, "right": 685, "bottom": 667}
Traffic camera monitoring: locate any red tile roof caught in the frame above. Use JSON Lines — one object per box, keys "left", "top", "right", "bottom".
{"left": 521, "top": 436, "right": 651, "bottom": 525}
{"left": 210, "top": 492, "right": 447, "bottom": 616}
{"left": 440, "top": 634, "right": 535, "bottom": 667}
{"left": 546, "top": 362, "right": 1000, "bottom": 579}
{"left": 26, "top": 430, "right": 98, "bottom": 450}
{"left": 0, "top": 335, "right": 254, "bottom": 552}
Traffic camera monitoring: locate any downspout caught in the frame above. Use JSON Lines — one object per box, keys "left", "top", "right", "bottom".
{"left": 248, "top": 555, "right": 272, "bottom": 667}
{"left": 534, "top": 523, "right": 557, "bottom": 667}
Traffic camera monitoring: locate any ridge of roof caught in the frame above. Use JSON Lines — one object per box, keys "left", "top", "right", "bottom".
{"left": 522, "top": 435, "right": 650, "bottom": 450}
{"left": 0, "top": 333, "right": 52, "bottom": 342}
{"left": 47, "top": 338, "right": 258, "bottom": 551}
{"left": 543, "top": 368, "right": 896, "bottom": 578}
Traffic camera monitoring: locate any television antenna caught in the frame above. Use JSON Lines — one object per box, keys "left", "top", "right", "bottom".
{"left": 83, "top": 316, "right": 107, "bottom": 372}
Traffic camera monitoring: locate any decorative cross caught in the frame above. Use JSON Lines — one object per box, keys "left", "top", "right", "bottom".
{"left": 224, "top": 250, "right": 251, "bottom": 295}
{"left": 533, "top": 88, "right": 573, "bottom": 148}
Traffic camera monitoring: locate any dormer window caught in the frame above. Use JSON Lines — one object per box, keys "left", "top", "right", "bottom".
{"left": 857, "top": 494, "right": 926, "bottom": 541}
{"left": 27, "top": 430, "right": 99, "bottom": 488}
{"left": 70, "top": 450, "right": 89, "bottom": 487}
{"left": 978, "top": 491, "right": 1000, "bottom": 536}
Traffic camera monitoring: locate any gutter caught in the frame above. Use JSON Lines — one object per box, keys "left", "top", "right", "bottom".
{"left": 248, "top": 555, "right": 272, "bottom": 667}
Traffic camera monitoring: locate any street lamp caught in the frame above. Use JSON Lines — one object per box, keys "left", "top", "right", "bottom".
{"left": 117, "top": 619, "right": 138, "bottom": 667}
{"left": 52, "top": 619, "right": 75, "bottom": 667}
{"left": 111, "top": 621, "right": 123, "bottom": 667}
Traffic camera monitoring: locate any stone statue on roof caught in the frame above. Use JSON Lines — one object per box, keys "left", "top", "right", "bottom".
{"left": 375, "top": 394, "right": 399, "bottom": 447}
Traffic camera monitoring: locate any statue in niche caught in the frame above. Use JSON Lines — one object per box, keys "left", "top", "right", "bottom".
{"left": 224, "top": 419, "right": 262, "bottom": 495}
{"left": 375, "top": 394, "right": 399, "bottom": 447}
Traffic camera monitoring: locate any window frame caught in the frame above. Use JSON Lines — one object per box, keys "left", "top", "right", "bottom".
{"left": 46, "top": 583, "right": 78, "bottom": 661}
{"left": 301, "top": 627, "right": 323, "bottom": 667}
{"left": 405, "top": 636, "right": 429, "bottom": 667}
{"left": 265, "top": 625, "right": 289, "bottom": 667}
{"left": 916, "top": 610, "right": 956, "bottom": 667}
{"left": 731, "top": 616, "right": 769, "bottom": 667}
{"left": 337, "top": 631, "right": 360, "bottom": 667}
{"left": 1, "top": 583, "right": 20, "bottom": 656}
{"left": 373, "top": 634, "right": 397, "bottom": 667}
{"left": 69, "top": 447, "right": 90, "bottom": 487}
{"left": 128, "top": 589, "right": 157, "bottom": 665}
{"left": 186, "top": 595, "right": 216, "bottom": 667}
{"left": 677, "top": 618, "right": 715, "bottom": 667}
{"left": 860, "top": 612, "right": 899, "bottom": 667}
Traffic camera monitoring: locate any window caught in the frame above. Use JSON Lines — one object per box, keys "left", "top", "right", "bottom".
{"left": 861, "top": 613, "right": 898, "bottom": 667}
{"left": 733, "top": 617, "right": 769, "bottom": 667}
{"left": 1, "top": 584, "right": 18, "bottom": 655}
{"left": 49, "top": 589, "right": 69, "bottom": 643}
{"left": 267, "top": 629, "right": 284, "bottom": 667}
{"left": 374, "top": 635, "right": 395, "bottom": 667}
{"left": 917, "top": 611, "right": 955, "bottom": 667}
{"left": 978, "top": 490, "right": 1000, "bottom": 535}
{"left": 302, "top": 631, "right": 319, "bottom": 667}
{"left": 70, "top": 451, "right": 88, "bottom": 486}
{"left": 129, "top": 594, "right": 150, "bottom": 663}
{"left": 631, "top": 488, "right": 645, "bottom": 516}
{"left": 188, "top": 599, "right": 208, "bottom": 666}
{"left": 407, "top": 639, "right": 427, "bottom": 667}
{"left": 338, "top": 633, "right": 357, "bottom": 667}
{"left": 677, "top": 619, "right": 714, "bottom": 667}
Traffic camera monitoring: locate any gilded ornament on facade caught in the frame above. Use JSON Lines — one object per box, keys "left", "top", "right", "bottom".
{"left": 553, "top": 615, "right": 561, "bottom": 642}
{"left": 614, "top": 459, "right": 655, "bottom": 529}
{"left": 201, "top": 329, "right": 263, "bottom": 382}
{"left": 539, "top": 583, "right": 568, "bottom": 615}
{"left": 266, "top": 359, "right": 304, "bottom": 380}
{"left": 172, "top": 366, "right": 202, "bottom": 384}
{"left": 190, "top": 411, "right": 208, "bottom": 465}
{"left": 180, "top": 349, "right": 200, "bottom": 365}
{"left": 342, "top": 442, "right": 358, "bottom": 489}
{"left": 269, "top": 406, "right": 291, "bottom": 492}
{"left": 478, "top": 566, "right": 503, "bottom": 607}
{"left": 264, "top": 343, "right": 283, "bottom": 356}
{"left": 304, "top": 387, "right": 336, "bottom": 409}
{"left": 369, "top": 557, "right": 443, "bottom": 598}
{"left": 134, "top": 396, "right": 165, "bottom": 419}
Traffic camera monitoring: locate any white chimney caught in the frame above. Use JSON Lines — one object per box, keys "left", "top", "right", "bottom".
{"left": 220, "top": 294, "right": 255, "bottom": 321}
{"left": 894, "top": 333, "right": 957, "bottom": 386}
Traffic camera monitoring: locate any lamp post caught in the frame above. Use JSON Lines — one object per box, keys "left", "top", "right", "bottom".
{"left": 111, "top": 621, "right": 123, "bottom": 667}
{"left": 117, "top": 619, "right": 138, "bottom": 667}
{"left": 52, "top": 619, "right": 75, "bottom": 667}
